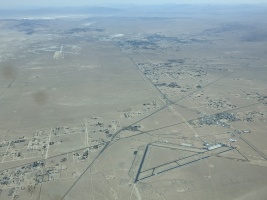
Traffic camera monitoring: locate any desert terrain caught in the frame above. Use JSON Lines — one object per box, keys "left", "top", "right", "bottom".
{"left": 0, "top": 5, "right": 267, "bottom": 200}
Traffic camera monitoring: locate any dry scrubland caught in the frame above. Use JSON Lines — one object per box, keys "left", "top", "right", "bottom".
{"left": 0, "top": 6, "right": 267, "bottom": 200}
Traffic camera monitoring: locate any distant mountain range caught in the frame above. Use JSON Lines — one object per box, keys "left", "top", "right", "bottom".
{"left": 0, "top": 6, "right": 123, "bottom": 18}
{"left": 0, "top": 4, "right": 266, "bottom": 18}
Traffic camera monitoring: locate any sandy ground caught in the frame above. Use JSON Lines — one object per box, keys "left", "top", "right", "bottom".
{"left": 0, "top": 6, "right": 267, "bottom": 200}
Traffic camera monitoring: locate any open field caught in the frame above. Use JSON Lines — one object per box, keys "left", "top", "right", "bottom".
{"left": 0, "top": 5, "right": 267, "bottom": 200}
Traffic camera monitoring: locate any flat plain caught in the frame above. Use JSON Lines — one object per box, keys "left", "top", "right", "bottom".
{"left": 0, "top": 5, "right": 267, "bottom": 200}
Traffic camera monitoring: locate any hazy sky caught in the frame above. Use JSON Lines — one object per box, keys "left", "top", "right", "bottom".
{"left": 1, "top": 0, "right": 267, "bottom": 8}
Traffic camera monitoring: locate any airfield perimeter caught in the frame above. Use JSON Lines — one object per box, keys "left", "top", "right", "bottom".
{"left": 0, "top": 5, "right": 267, "bottom": 200}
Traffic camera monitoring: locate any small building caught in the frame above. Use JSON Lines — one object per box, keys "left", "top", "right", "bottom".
{"left": 207, "top": 144, "right": 222, "bottom": 151}
{"left": 203, "top": 141, "right": 210, "bottom": 147}
{"left": 229, "top": 138, "right": 237, "bottom": 142}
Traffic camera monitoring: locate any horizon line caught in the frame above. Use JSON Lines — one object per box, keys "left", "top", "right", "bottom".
{"left": 1, "top": 3, "right": 267, "bottom": 10}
